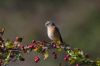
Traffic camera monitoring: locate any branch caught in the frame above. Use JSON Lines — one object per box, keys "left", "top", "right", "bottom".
{"left": 0, "top": 28, "right": 100, "bottom": 66}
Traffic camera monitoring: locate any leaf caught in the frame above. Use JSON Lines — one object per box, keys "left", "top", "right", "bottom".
{"left": 69, "top": 58, "right": 76, "bottom": 64}
{"left": 43, "top": 51, "right": 49, "bottom": 60}
{"left": 4, "top": 51, "right": 11, "bottom": 65}
{"left": 5, "top": 41, "right": 14, "bottom": 49}
{"left": 37, "top": 46, "right": 42, "bottom": 53}
{"left": 34, "top": 46, "right": 42, "bottom": 53}
{"left": 57, "top": 48, "right": 62, "bottom": 52}
{"left": 96, "top": 60, "right": 100, "bottom": 66}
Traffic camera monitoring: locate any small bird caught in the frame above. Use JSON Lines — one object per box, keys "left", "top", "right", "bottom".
{"left": 45, "top": 21, "right": 63, "bottom": 45}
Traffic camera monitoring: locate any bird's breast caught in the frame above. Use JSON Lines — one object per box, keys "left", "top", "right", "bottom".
{"left": 47, "top": 27, "right": 55, "bottom": 40}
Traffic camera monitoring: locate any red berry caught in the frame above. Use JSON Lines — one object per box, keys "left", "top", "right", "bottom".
{"left": 76, "top": 64, "right": 79, "bottom": 66}
{"left": 19, "top": 45, "right": 24, "bottom": 50}
{"left": 32, "top": 40, "right": 36, "bottom": 43}
{"left": 52, "top": 52, "right": 57, "bottom": 59}
{"left": 54, "top": 54, "right": 57, "bottom": 59}
{"left": 34, "top": 56, "right": 40, "bottom": 63}
{"left": 15, "top": 37, "right": 23, "bottom": 42}
{"left": 64, "top": 55, "right": 70, "bottom": 61}
{"left": 28, "top": 44, "right": 35, "bottom": 49}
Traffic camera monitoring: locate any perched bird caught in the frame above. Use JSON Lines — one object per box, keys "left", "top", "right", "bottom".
{"left": 45, "top": 21, "right": 63, "bottom": 45}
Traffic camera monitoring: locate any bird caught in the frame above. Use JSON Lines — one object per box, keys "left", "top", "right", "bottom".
{"left": 45, "top": 21, "right": 63, "bottom": 45}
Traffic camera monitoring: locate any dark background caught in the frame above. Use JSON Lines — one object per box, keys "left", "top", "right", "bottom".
{"left": 0, "top": 0, "right": 100, "bottom": 66}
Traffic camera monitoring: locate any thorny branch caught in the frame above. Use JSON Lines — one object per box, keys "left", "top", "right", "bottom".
{"left": 0, "top": 28, "right": 99, "bottom": 66}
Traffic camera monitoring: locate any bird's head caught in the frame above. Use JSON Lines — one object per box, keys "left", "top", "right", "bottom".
{"left": 45, "top": 21, "right": 55, "bottom": 27}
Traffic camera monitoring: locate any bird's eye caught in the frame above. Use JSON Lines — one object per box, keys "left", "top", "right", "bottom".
{"left": 47, "top": 23, "right": 50, "bottom": 25}
{"left": 45, "top": 21, "right": 51, "bottom": 26}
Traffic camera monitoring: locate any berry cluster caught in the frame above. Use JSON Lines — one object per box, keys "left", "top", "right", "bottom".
{"left": 0, "top": 27, "right": 100, "bottom": 66}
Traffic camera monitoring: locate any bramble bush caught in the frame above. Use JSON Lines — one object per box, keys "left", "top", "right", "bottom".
{"left": 0, "top": 27, "right": 100, "bottom": 66}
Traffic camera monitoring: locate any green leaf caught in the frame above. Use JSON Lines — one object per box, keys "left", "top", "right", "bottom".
{"left": 36, "top": 46, "right": 42, "bottom": 53}
{"left": 43, "top": 51, "right": 49, "bottom": 60}
{"left": 5, "top": 41, "right": 14, "bottom": 49}
{"left": 96, "top": 60, "right": 100, "bottom": 66}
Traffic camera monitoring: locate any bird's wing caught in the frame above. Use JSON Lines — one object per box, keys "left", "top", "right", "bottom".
{"left": 54, "top": 26, "right": 63, "bottom": 43}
